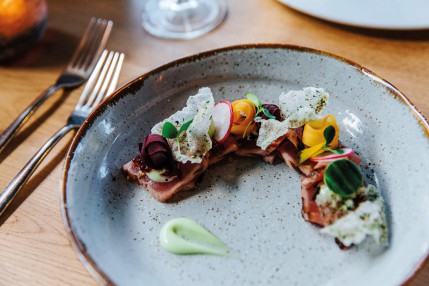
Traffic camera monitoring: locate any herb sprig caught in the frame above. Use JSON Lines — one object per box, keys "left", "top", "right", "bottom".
{"left": 245, "top": 92, "right": 276, "bottom": 120}
{"left": 162, "top": 119, "right": 193, "bottom": 153}
{"left": 241, "top": 92, "right": 276, "bottom": 138}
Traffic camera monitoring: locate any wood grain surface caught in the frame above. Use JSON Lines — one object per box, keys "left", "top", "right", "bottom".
{"left": 0, "top": 0, "right": 428, "bottom": 285}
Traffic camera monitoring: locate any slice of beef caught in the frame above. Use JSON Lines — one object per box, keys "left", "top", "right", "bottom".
{"left": 123, "top": 159, "right": 142, "bottom": 181}
{"left": 234, "top": 140, "right": 278, "bottom": 164}
{"left": 299, "top": 150, "right": 363, "bottom": 227}
{"left": 300, "top": 167, "right": 325, "bottom": 226}
{"left": 234, "top": 140, "right": 267, "bottom": 157}
{"left": 209, "top": 136, "right": 240, "bottom": 166}
{"left": 278, "top": 140, "right": 299, "bottom": 169}
{"left": 123, "top": 156, "right": 209, "bottom": 202}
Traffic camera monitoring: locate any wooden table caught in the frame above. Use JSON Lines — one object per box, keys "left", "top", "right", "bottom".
{"left": 1, "top": 0, "right": 428, "bottom": 284}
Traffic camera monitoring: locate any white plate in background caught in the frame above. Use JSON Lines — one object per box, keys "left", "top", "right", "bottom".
{"left": 278, "top": 0, "right": 429, "bottom": 30}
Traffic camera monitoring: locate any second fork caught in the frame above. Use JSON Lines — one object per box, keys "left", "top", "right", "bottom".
{"left": 0, "top": 50, "right": 124, "bottom": 217}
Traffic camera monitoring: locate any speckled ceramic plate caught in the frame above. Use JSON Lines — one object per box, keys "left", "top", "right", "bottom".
{"left": 277, "top": 0, "right": 429, "bottom": 30}
{"left": 61, "top": 45, "right": 429, "bottom": 286}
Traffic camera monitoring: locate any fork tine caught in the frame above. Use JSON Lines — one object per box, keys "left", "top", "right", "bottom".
{"left": 77, "top": 50, "right": 108, "bottom": 107}
{"left": 107, "top": 53, "right": 125, "bottom": 95}
{"left": 67, "top": 18, "right": 112, "bottom": 72}
{"left": 96, "top": 52, "right": 124, "bottom": 105}
{"left": 96, "top": 52, "right": 119, "bottom": 104}
{"left": 68, "top": 17, "right": 97, "bottom": 69}
{"left": 85, "top": 51, "right": 115, "bottom": 107}
{"left": 80, "top": 19, "right": 113, "bottom": 71}
{"left": 89, "top": 51, "right": 124, "bottom": 108}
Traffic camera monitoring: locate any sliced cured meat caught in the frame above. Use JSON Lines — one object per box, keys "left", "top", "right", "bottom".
{"left": 234, "top": 140, "right": 277, "bottom": 164}
{"left": 300, "top": 168, "right": 325, "bottom": 226}
{"left": 265, "top": 133, "right": 288, "bottom": 154}
{"left": 300, "top": 151, "right": 364, "bottom": 227}
{"left": 262, "top": 153, "right": 277, "bottom": 164}
{"left": 234, "top": 140, "right": 267, "bottom": 157}
{"left": 278, "top": 140, "right": 299, "bottom": 169}
{"left": 209, "top": 136, "right": 239, "bottom": 165}
{"left": 123, "top": 159, "right": 142, "bottom": 181}
{"left": 123, "top": 157, "right": 209, "bottom": 202}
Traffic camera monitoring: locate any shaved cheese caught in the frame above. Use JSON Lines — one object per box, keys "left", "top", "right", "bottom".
{"left": 152, "top": 87, "right": 214, "bottom": 164}
{"left": 255, "top": 117, "right": 290, "bottom": 150}
{"left": 256, "top": 87, "right": 329, "bottom": 150}
{"left": 279, "top": 87, "right": 329, "bottom": 128}
{"left": 319, "top": 184, "right": 389, "bottom": 247}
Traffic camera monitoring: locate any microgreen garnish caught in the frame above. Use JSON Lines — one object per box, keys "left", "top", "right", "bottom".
{"left": 162, "top": 121, "right": 178, "bottom": 139}
{"left": 241, "top": 92, "right": 276, "bottom": 139}
{"left": 246, "top": 92, "right": 262, "bottom": 107}
{"left": 178, "top": 119, "right": 193, "bottom": 135}
{"left": 262, "top": 108, "right": 276, "bottom": 119}
{"left": 162, "top": 119, "right": 193, "bottom": 153}
{"left": 324, "top": 159, "right": 363, "bottom": 197}
{"left": 298, "top": 125, "right": 339, "bottom": 164}
{"left": 245, "top": 92, "right": 276, "bottom": 120}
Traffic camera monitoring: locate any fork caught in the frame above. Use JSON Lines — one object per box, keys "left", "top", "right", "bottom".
{"left": 0, "top": 17, "right": 113, "bottom": 153}
{"left": 0, "top": 50, "right": 125, "bottom": 217}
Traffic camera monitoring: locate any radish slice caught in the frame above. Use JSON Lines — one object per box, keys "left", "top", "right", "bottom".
{"left": 310, "top": 148, "right": 355, "bottom": 162}
{"left": 212, "top": 101, "right": 233, "bottom": 143}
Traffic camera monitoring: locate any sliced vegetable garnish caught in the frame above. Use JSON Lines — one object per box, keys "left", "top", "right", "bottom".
{"left": 231, "top": 99, "right": 256, "bottom": 137}
{"left": 141, "top": 134, "right": 174, "bottom": 170}
{"left": 238, "top": 92, "right": 279, "bottom": 139}
{"left": 302, "top": 114, "right": 339, "bottom": 148}
{"left": 324, "top": 159, "right": 363, "bottom": 197}
{"left": 298, "top": 124, "right": 338, "bottom": 164}
{"left": 298, "top": 141, "right": 326, "bottom": 163}
{"left": 310, "top": 148, "right": 354, "bottom": 162}
{"left": 212, "top": 101, "right": 233, "bottom": 143}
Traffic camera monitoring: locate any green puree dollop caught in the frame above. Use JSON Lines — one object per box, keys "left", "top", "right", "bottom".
{"left": 159, "top": 217, "right": 228, "bottom": 256}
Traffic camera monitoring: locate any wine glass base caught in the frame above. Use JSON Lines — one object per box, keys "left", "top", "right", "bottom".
{"left": 142, "top": 0, "right": 228, "bottom": 40}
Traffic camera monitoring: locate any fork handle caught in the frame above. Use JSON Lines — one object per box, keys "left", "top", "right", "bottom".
{"left": 0, "top": 85, "right": 60, "bottom": 153}
{"left": 0, "top": 123, "right": 79, "bottom": 217}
